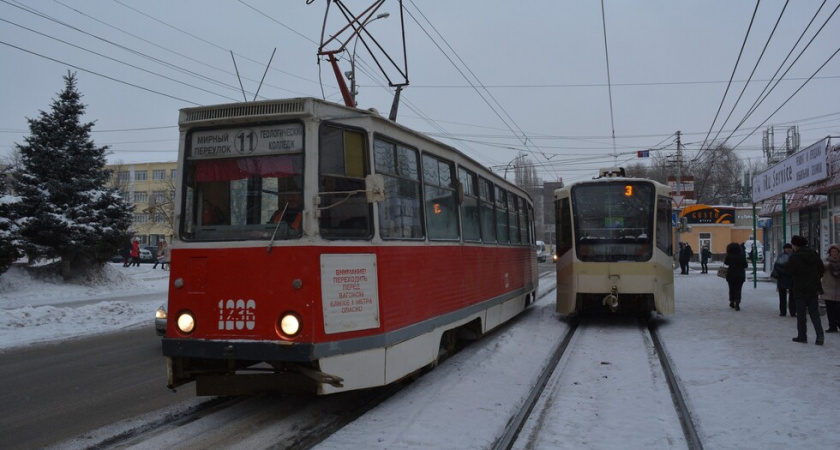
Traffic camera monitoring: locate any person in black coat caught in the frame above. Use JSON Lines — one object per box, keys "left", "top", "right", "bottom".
{"left": 724, "top": 242, "right": 748, "bottom": 310}
{"left": 679, "top": 243, "right": 693, "bottom": 274}
{"left": 786, "top": 235, "right": 825, "bottom": 345}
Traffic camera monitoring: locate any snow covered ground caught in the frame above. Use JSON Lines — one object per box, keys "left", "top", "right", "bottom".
{"left": 0, "top": 263, "right": 168, "bottom": 350}
{"left": 315, "top": 266, "right": 840, "bottom": 449}
{"left": 1, "top": 262, "right": 838, "bottom": 448}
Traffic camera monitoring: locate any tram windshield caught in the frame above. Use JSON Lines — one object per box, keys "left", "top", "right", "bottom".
{"left": 181, "top": 123, "right": 304, "bottom": 241}
{"left": 571, "top": 181, "right": 655, "bottom": 262}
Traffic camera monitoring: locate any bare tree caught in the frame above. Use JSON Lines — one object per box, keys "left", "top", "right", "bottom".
{"left": 513, "top": 153, "right": 540, "bottom": 189}
{"left": 145, "top": 175, "right": 177, "bottom": 236}
{"left": 639, "top": 144, "right": 748, "bottom": 204}
{"left": 690, "top": 145, "right": 746, "bottom": 204}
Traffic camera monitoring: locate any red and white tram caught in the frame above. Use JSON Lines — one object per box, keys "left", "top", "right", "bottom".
{"left": 162, "top": 97, "right": 539, "bottom": 395}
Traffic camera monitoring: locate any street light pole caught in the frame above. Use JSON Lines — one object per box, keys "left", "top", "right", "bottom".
{"left": 346, "top": 12, "right": 389, "bottom": 107}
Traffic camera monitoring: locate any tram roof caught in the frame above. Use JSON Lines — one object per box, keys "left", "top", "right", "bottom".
{"left": 553, "top": 174, "right": 671, "bottom": 200}
{"left": 179, "top": 97, "right": 531, "bottom": 201}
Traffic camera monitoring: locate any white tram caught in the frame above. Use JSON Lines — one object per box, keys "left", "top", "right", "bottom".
{"left": 554, "top": 168, "right": 674, "bottom": 315}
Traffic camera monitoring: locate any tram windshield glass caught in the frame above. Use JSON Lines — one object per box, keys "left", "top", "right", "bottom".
{"left": 181, "top": 123, "right": 304, "bottom": 241}
{"left": 571, "top": 181, "right": 655, "bottom": 262}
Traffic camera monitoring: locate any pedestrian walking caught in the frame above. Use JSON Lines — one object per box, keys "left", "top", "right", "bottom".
{"left": 153, "top": 240, "right": 165, "bottom": 269}
{"left": 820, "top": 243, "right": 840, "bottom": 333}
{"left": 787, "top": 235, "right": 825, "bottom": 345}
{"left": 156, "top": 240, "right": 169, "bottom": 271}
{"left": 120, "top": 240, "right": 132, "bottom": 267}
{"left": 700, "top": 246, "right": 711, "bottom": 273}
{"left": 772, "top": 243, "right": 795, "bottom": 317}
{"left": 130, "top": 238, "right": 141, "bottom": 267}
{"left": 724, "top": 242, "right": 748, "bottom": 311}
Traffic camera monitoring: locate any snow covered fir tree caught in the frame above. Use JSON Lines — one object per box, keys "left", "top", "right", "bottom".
{"left": 0, "top": 166, "right": 22, "bottom": 274}
{"left": 10, "top": 71, "right": 134, "bottom": 279}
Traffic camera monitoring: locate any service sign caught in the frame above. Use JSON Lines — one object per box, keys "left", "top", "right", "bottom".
{"left": 320, "top": 254, "right": 380, "bottom": 334}
{"left": 190, "top": 123, "right": 303, "bottom": 159}
{"left": 752, "top": 138, "right": 829, "bottom": 202}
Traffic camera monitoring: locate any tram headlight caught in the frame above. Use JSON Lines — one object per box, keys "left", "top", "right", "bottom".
{"left": 278, "top": 312, "right": 302, "bottom": 338}
{"left": 176, "top": 311, "right": 195, "bottom": 334}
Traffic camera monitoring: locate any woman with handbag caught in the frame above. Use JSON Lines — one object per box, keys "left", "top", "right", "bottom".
{"left": 724, "top": 242, "right": 748, "bottom": 311}
{"left": 820, "top": 243, "right": 840, "bottom": 333}
{"left": 773, "top": 243, "right": 795, "bottom": 317}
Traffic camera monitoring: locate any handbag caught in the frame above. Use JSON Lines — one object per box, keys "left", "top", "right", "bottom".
{"left": 717, "top": 266, "right": 728, "bottom": 279}
{"left": 770, "top": 268, "right": 779, "bottom": 279}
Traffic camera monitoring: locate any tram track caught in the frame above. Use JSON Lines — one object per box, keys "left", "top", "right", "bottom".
{"left": 63, "top": 270, "right": 557, "bottom": 449}
{"left": 72, "top": 384, "right": 404, "bottom": 450}
{"left": 494, "top": 315, "right": 703, "bottom": 450}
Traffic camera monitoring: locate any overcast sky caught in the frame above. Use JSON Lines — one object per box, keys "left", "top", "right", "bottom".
{"left": 1, "top": 0, "right": 838, "bottom": 184}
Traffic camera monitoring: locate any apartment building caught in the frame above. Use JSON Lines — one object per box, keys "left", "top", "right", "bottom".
{"left": 108, "top": 161, "right": 177, "bottom": 246}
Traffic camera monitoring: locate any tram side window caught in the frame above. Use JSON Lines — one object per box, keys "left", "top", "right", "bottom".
{"left": 458, "top": 168, "right": 480, "bottom": 242}
{"left": 422, "top": 154, "right": 459, "bottom": 240}
{"left": 374, "top": 138, "right": 423, "bottom": 239}
{"left": 508, "top": 195, "right": 521, "bottom": 244}
{"left": 519, "top": 200, "right": 531, "bottom": 245}
{"left": 656, "top": 195, "right": 673, "bottom": 256}
{"left": 478, "top": 177, "right": 496, "bottom": 243}
{"left": 319, "top": 125, "right": 372, "bottom": 239}
{"left": 495, "top": 185, "right": 509, "bottom": 244}
{"left": 526, "top": 204, "right": 535, "bottom": 244}
{"left": 555, "top": 197, "right": 572, "bottom": 257}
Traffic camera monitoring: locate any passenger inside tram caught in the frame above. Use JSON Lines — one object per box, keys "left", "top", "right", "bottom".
{"left": 269, "top": 193, "right": 303, "bottom": 231}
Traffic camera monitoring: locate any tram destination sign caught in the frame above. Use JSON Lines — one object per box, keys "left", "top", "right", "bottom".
{"left": 752, "top": 138, "right": 829, "bottom": 202}
{"left": 189, "top": 123, "right": 303, "bottom": 159}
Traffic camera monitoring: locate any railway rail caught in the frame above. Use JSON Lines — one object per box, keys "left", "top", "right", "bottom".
{"left": 57, "top": 272, "right": 558, "bottom": 449}
{"left": 494, "top": 315, "right": 703, "bottom": 450}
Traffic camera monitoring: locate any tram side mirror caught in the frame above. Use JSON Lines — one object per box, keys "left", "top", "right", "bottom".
{"left": 365, "top": 174, "right": 386, "bottom": 203}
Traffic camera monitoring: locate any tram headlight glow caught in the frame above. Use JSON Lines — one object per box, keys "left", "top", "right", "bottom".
{"left": 176, "top": 311, "right": 195, "bottom": 334}
{"left": 278, "top": 312, "right": 301, "bottom": 338}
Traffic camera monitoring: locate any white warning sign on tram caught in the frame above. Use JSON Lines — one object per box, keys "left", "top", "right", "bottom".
{"left": 320, "top": 254, "right": 380, "bottom": 334}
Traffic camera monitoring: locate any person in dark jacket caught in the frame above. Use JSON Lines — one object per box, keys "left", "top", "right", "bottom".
{"left": 723, "top": 242, "right": 748, "bottom": 310}
{"left": 786, "top": 235, "right": 825, "bottom": 345}
{"left": 700, "top": 246, "right": 711, "bottom": 274}
{"left": 773, "top": 243, "right": 795, "bottom": 317}
{"left": 679, "top": 243, "right": 693, "bottom": 274}
{"left": 120, "top": 240, "right": 132, "bottom": 267}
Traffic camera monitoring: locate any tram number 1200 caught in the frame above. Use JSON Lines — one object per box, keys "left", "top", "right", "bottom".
{"left": 218, "top": 299, "right": 257, "bottom": 331}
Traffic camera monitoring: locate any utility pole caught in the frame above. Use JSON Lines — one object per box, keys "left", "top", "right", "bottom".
{"left": 675, "top": 130, "right": 682, "bottom": 265}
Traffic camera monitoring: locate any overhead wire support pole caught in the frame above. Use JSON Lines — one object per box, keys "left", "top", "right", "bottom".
{"left": 675, "top": 131, "right": 682, "bottom": 266}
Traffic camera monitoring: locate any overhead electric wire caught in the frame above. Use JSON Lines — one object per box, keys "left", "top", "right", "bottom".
{"left": 721, "top": 1, "right": 839, "bottom": 149}
{"left": 700, "top": 0, "right": 761, "bottom": 151}
{"left": 111, "top": 0, "right": 321, "bottom": 94}
{"left": 600, "top": 0, "right": 618, "bottom": 160}
{"left": 3, "top": 0, "right": 252, "bottom": 97}
{"left": 708, "top": 0, "right": 789, "bottom": 147}
{"left": 0, "top": 40, "right": 200, "bottom": 105}
{"left": 732, "top": 1, "right": 828, "bottom": 129}
{"left": 732, "top": 44, "right": 840, "bottom": 149}
{"left": 50, "top": 0, "right": 312, "bottom": 99}
{"left": 0, "top": 18, "right": 242, "bottom": 103}
{"left": 405, "top": 0, "right": 562, "bottom": 180}
{"left": 398, "top": 75, "right": 840, "bottom": 89}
